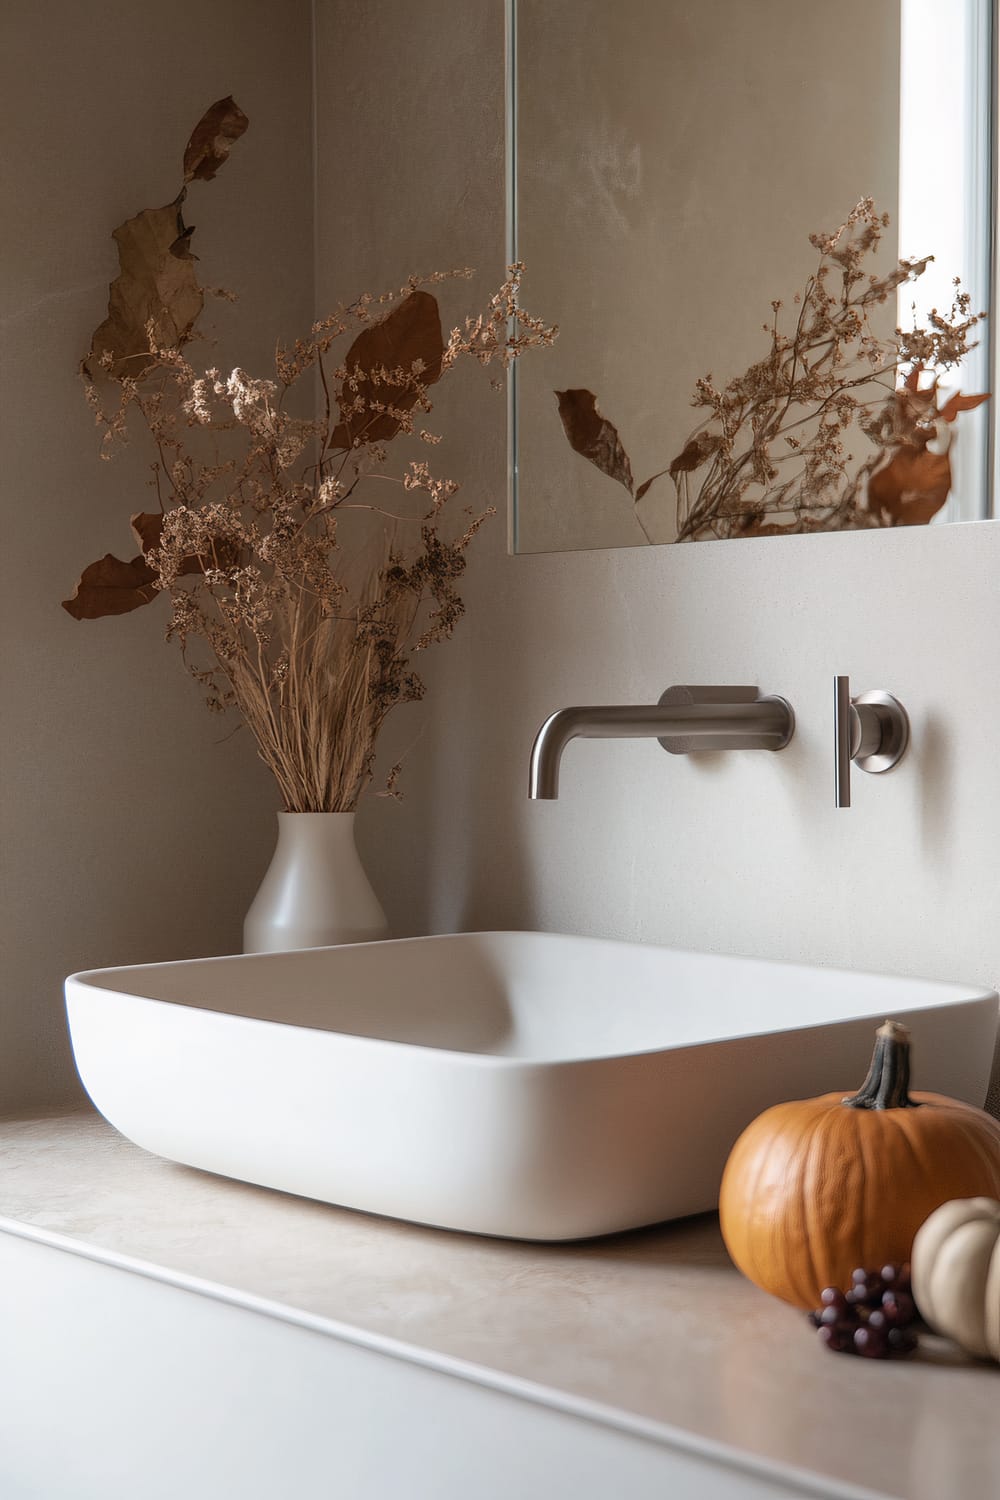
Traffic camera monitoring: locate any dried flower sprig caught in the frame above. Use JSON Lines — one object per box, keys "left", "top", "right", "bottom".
{"left": 557, "top": 198, "right": 987, "bottom": 540}
{"left": 66, "top": 266, "right": 556, "bottom": 810}
{"left": 64, "top": 96, "right": 557, "bottom": 811}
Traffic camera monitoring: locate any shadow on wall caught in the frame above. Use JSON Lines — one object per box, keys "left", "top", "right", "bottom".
{"left": 987, "top": 1033, "right": 1000, "bottom": 1119}
{"left": 918, "top": 713, "right": 953, "bottom": 866}
{"left": 362, "top": 549, "right": 543, "bottom": 939}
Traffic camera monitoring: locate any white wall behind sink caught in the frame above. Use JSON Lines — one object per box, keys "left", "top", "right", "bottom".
{"left": 314, "top": 0, "right": 1000, "bottom": 1116}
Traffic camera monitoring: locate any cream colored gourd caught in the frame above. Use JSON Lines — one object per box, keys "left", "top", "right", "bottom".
{"left": 911, "top": 1198, "right": 1000, "bottom": 1362}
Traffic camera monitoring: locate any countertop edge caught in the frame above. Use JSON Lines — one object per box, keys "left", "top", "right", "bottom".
{"left": 1, "top": 1212, "right": 888, "bottom": 1500}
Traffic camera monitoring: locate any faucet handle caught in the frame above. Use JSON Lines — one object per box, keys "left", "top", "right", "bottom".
{"left": 834, "top": 675, "right": 910, "bottom": 808}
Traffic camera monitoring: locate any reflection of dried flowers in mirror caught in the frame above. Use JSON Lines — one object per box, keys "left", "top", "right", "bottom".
{"left": 557, "top": 198, "right": 988, "bottom": 541}
{"left": 64, "top": 100, "right": 556, "bottom": 812}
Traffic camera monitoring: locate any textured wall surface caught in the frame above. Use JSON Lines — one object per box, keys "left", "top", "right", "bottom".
{"left": 315, "top": 0, "right": 1000, "bottom": 1115}
{"left": 1, "top": 1, "right": 313, "bottom": 1109}
{"left": 4, "top": 0, "right": 997, "bottom": 1118}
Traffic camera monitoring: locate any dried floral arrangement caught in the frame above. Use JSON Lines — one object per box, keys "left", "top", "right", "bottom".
{"left": 557, "top": 198, "right": 988, "bottom": 541}
{"left": 64, "top": 99, "right": 556, "bottom": 812}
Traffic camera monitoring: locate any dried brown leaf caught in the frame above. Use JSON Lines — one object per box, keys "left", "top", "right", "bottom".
{"left": 130, "top": 511, "right": 166, "bottom": 552}
{"left": 635, "top": 468, "right": 671, "bottom": 503}
{"left": 61, "top": 553, "right": 158, "bottom": 620}
{"left": 668, "top": 432, "right": 720, "bottom": 478}
{"left": 554, "top": 389, "right": 634, "bottom": 495}
{"left": 130, "top": 511, "right": 228, "bottom": 576}
{"left": 329, "top": 291, "right": 445, "bottom": 450}
{"left": 183, "top": 96, "right": 249, "bottom": 183}
{"left": 64, "top": 512, "right": 223, "bottom": 620}
{"left": 85, "top": 194, "right": 204, "bottom": 380}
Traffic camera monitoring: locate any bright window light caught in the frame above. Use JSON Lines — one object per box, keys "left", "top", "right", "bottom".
{"left": 898, "top": 0, "right": 994, "bottom": 520}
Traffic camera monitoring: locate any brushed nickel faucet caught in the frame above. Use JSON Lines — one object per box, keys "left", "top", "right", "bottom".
{"left": 528, "top": 685, "right": 795, "bottom": 800}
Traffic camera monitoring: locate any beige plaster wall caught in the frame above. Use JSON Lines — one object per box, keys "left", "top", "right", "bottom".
{"left": 1, "top": 1, "right": 314, "bottom": 1110}
{"left": 315, "top": 0, "right": 1000, "bottom": 1116}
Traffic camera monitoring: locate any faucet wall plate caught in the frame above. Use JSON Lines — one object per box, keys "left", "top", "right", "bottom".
{"left": 656, "top": 686, "right": 795, "bottom": 755}
{"left": 852, "top": 690, "right": 910, "bottom": 774}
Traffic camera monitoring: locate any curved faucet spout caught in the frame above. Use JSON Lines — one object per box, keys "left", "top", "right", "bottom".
{"left": 528, "top": 685, "right": 794, "bottom": 800}
{"left": 529, "top": 705, "right": 675, "bottom": 799}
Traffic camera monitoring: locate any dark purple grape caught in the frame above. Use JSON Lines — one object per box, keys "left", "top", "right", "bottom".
{"left": 887, "top": 1326, "right": 918, "bottom": 1356}
{"left": 810, "top": 1266, "right": 920, "bottom": 1357}
{"left": 818, "top": 1324, "right": 854, "bottom": 1355}
{"left": 810, "top": 1294, "right": 857, "bottom": 1330}
{"left": 881, "top": 1290, "right": 916, "bottom": 1327}
{"left": 853, "top": 1325, "right": 889, "bottom": 1359}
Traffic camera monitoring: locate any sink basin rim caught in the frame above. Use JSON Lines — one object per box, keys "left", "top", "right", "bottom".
{"left": 65, "top": 928, "right": 999, "bottom": 1069}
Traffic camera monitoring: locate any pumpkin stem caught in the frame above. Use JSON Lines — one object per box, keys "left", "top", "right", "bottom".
{"left": 841, "top": 1019, "right": 917, "bottom": 1110}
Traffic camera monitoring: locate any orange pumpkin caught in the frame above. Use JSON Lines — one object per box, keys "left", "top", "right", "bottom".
{"left": 719, "top": 1020, "right": 1000, "bottom": 1310}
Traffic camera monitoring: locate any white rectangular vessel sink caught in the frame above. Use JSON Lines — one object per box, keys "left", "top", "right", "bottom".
{"left": 65, "top": 933, "right": 998, "bottom": 1241}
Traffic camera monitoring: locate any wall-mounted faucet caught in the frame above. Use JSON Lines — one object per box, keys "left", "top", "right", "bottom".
{"left": 528, "top": 685, "right": 795, "bottom": 800}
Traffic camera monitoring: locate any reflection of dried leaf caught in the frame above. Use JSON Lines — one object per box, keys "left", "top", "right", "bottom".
{"left": 554, "top": 389, "right": 634, "bottom": 495}
{"left": 868, "top": 448, "right": 953, "bottom": 526}
{"left": 668, "top": 432, "right": 720, "bottom": 478}
{"left": 85, "top": 194, "right": 204, "bottom": 380}
{"left": 183, "top": 96, "right": 249, "bottom": 182}
{"left": 733, "top": 516, "right": 835, "bottom": 538}
{"left": 904, "top": 363, "right": 925, "bottom": 394}
{"left": 938, "top": 390, "right": 989, "bottom": 423}
{"left": 329, "top": 292, "right": 445, "bottom": 450}
{"left": 868, "top": 384, "right": 989, "bottom": 525}
{"left": 61, "top": 553, "right": 159, "bottom": 620}
{"left": 635, "top": 468, "right": 670, "bottom": 503}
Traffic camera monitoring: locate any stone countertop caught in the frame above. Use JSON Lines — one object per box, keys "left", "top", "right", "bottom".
{"left": 1, "top": 1109, "right": 997, "bottom": 1500}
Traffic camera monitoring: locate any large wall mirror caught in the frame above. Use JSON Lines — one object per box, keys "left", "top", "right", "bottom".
{"left": 508, "top": 0, "right": 997, "bottom": 553}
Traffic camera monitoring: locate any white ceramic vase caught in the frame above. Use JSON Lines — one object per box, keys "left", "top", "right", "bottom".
{"left": 243, "top": 811, "right": 390, "bottom": 953}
